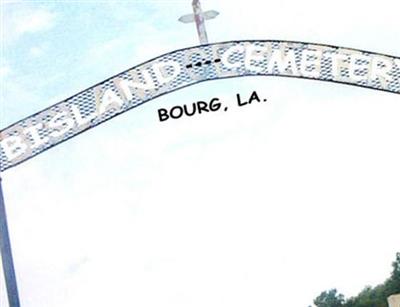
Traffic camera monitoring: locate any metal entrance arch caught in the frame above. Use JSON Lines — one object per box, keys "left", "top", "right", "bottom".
{"left": 0, "top": 39, "right": 399, "bottom": 307}
{"left": 0, "top": 40, "right": 399, "bottom": 173}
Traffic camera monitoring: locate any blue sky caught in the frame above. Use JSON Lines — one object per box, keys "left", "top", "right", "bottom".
{"left": 1, "top": 1, "right": 400, "bottom": 307}
{"left": 1, "top": 1, "right": 196, "bottom": 125}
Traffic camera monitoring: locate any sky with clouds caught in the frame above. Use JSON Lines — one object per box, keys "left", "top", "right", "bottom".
{"left": 1, "top": 0, "right": 400, "bottom": 306}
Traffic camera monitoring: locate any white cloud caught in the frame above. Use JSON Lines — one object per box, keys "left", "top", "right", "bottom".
{"left": 3, "top": 7, "right": 56, "bottom": 43}
{"left": 0, "top": 65, "right": 11, "bottom": 78}
{"left": 28, "top": 46, "right": 45, "bottom": 57}
{"left": 14, "top": 9, "right": 55, "bottom": 35}
{"left": 204, "top": 0, "right": 399, "bottom": 55}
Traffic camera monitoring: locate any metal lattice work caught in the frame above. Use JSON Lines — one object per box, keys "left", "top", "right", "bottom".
{"left": 1, "top": 40, "right": 400, "bottom": 172}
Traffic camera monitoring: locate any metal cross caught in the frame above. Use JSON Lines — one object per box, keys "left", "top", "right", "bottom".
{"left": 178, "top": 0, "right": 219, "bottom": 45}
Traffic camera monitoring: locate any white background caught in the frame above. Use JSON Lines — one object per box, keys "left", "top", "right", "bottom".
{"left": 1, "top": 0, "right": 400, "bottom": 306}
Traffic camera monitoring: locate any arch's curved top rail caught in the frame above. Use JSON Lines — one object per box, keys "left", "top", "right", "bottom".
{"left": 1, "top": 40, "right": 399, "bottom": 172}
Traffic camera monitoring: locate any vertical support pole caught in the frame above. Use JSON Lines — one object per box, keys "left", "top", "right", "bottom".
{"left": 0, "top": 174, "right": 20, "bottom": 307}
{"left": 192, "top": 0, "right": 208, "bottom": 44}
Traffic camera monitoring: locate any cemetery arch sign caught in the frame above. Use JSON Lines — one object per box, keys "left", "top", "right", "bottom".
{"left": 1, "top": 40, "right": 400, "bottom": 172}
